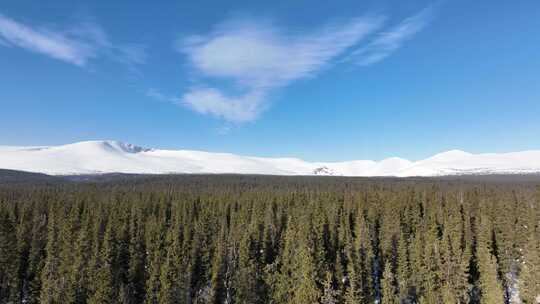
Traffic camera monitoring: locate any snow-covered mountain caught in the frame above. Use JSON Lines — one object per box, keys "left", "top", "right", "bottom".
{"left": 1, "top": 140, "right": 540, "bottom": 177}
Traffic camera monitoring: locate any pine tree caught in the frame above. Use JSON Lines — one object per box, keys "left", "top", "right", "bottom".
{"left": 519, "top": 217, "right": 540, "bottom": 303}
{"left": 478, "top": 245, "right": 505, "bottom": 304}
{"left": 68, "top": 215, "right": 92, "bottom": 303}
{"left": 235, "top": 232, "right": 257, "bottom": 304}
{"left": 159, "top": 226, "right": 184, "bottom": 304}
{"left": 477, "top": 218, "right": 505, "bottom": 304}
{"left": 270, "top": 216, "right": 297, "bottom": 304}
{"left": 321, "top": 272, "right": 340, "bottom": 304}
{"left": 144, "top": 216, "right": 165, "bottom": 304}
{"left": 15, "top": 205, "right": 33, "bottom": 304}
{"left": 291, "top": 239, "right": 321, "bottom": 304}
{"left": 381, "top": 260, "right": 398, "bottom": 304}
{"left": 352, "top": 209, "right": 373, "bottom": 303}
{"left": 39, "top": 211, "right": 61, "bottom": 304}
{"left": 343, "top": 249, "right": 362, "bottom": 304}
{"left": 0, "top": 208, "right": 19, "bottom": 302}
{"left": 58, "top": 203, "right": 80, "bottom": 302}
{"left": 396, "top": 231, "right": 411, "bottom": 302}
{"left": 127, "top": 207, "right": 147, "bottom": 304}
{"left": 88, "top": 219, "right": 116, "bottom": 304}
{"left": 440, "top": 203, "right": 470, "bottom": 304}
{"left": 410, "top": 225, "right": 428, "bottom": 302}
{"left": 423, "top": 217, "right": 443, "bottom": 303}
{"left": 209, "top": 226, "right": 227, "bottom": 304}
{"left": 24, "top": 213, "right": 48, "bottom": 304}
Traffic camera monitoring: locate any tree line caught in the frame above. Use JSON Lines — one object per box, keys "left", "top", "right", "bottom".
{"left": 0, "top": 175, "right": 539, "bottom": 303}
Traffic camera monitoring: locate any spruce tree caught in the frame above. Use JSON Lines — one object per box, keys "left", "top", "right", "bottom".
{"left": 291, "top": 239, "right": 321, "bottom": 304}
{"left": 25, "top": 213, "right": 48, "bottom": 304}
{"left": 68, "top": 215, "right": 92, "bottom": 303}
{"left": 519, "top": 220, "right": 540, "bottom": 303}
{"left": 159, "top": 226, "right": 184, "bottom": 304}
{"left": 477, "top": 219, "right": 505, "bottom": 304}
{"left": 39, "top": 211, "right": 61, "bottom": 304}
{"left": 396, "top": 231, "right": 411, "bottom": 302}
{"left": 88, "top": 219, "right": 116, "bottom": 304}
{"left": 381, "top": 260, "right": 398, "bottom": 304}
{"left": 0, "top": 208, "right": 19, "bottom": 303}
{"left": 321, "top": 272, "right": 340, "bottom": 304}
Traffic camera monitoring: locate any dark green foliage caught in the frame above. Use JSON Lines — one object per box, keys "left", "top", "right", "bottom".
{"left": 381, "top": 260, "right": 398, "bottom": 304}
{"left": 0, "top": 208, "right": 19, "bottom": 302}
{"left": 0, "top": 175, "right": 539, "bottom": 303}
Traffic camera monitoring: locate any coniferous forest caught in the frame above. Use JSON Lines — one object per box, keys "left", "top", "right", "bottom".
{"left": 0, "top": 175, "right": 539, "bottom": 304}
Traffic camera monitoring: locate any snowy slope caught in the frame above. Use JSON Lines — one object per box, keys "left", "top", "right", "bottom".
{"left": 1, "top": 140, "right": 540, "bottom": 177}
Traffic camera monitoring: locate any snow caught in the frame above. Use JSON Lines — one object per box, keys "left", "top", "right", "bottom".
{"left": 398, "top": 150, "right": 540, "bottom": 177}
{"left": 1, "top": 140, "right": 540, "bottom": 177}
{"left": 507, "top": 265, "right": 522, "bottom": 304}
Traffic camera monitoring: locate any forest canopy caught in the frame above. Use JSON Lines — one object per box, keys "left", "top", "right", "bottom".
{"left": 0, "top": 175, "right": 539, "bottom": 304}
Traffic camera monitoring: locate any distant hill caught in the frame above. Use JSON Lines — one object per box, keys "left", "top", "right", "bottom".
{"left": 1, "top": 140, "right": 540, "bottom": 177}
{"left": 0, "top": 169, "right": 64, "bottom": 184}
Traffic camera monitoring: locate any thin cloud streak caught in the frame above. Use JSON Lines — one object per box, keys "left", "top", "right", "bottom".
{"left": 146, "top": 89, "right": 181, "bottom": 104}
{"left": 0, "top": 14, "right": 99, "bottom": 66}
{"left": 0, "top": 13, "right": 146, "bottom": 67}
{"left": 349, "top": 5, "right": 436, "bottom": 66}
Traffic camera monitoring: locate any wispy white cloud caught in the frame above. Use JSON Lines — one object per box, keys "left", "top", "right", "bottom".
{"left": 0, "top": 13, "right": 145, "bottom": 67}
{"left": 216, "top": 124, "right": 232, "bottom": 135}
{"left": 146, "top": 88, "right": 181, "bottom": 103}
{"left": 114, "top": 44, "right": 147, "bottom": 65}
{"left": 348, "top": 5, "right": 436, "bottom": 66}
{"left": 176, "top": 16, "right": 384, "bottom": 122}
{"left": 182, "top": 87, "right": 268, "bottom": 122}
{"left": 181, "top": 16, "right": 383, "bottom": 89}
{"left": 0, "top": 14, "right": 99, "bottom": 66}
{"left": 0, "top": 35, "right": 9, "bottom": 46}
{"left": 150, "top": 6, "right": 436, "bottom": 123}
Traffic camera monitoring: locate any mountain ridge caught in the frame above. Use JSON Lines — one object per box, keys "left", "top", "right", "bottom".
{"left": 1, "top": 140, "right": 540, "bottom": 177}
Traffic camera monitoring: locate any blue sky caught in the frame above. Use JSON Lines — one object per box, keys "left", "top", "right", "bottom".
{"left": 1, "top": 0, "right": 539, "bottom": 161}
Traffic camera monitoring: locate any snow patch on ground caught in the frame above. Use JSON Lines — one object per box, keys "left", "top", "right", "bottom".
{"left": 507, "top": 267, "right": 521, "bottom": 304}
